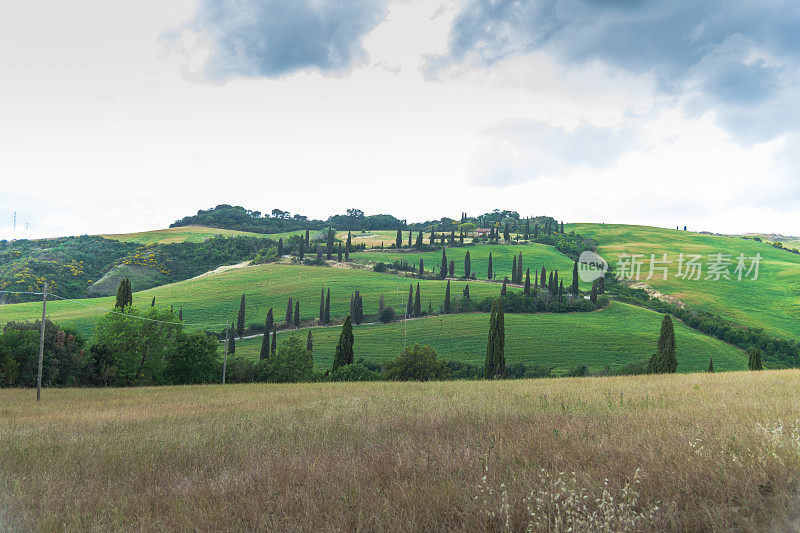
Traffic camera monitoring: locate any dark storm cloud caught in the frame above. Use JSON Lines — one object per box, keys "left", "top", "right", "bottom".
{"left": 430, "top": 0, "right": 800, "bottom": 142}
{"left": 180, "top": 0, "right": 390, "bottom": 79}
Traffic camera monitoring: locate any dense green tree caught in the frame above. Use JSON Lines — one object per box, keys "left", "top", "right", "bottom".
{"left": 571, "top": 260, "right": 580, "bottom": 296}
{"left": 511, "top": 255, "right": 517, "bottom": 284}
{"left": 326, "top": 227, "right": 334, "bottom": 259}
{"left": 647, "top": 314, "right": 678, "bottom": 373}
{"left": 406, "top": 284, "right": 413, "bottom": 317}
{"left": 337, "top": 242, "right": 343, "bottom": 262}
{"left": 307, "top": 330, "right": 313, "bottom": 353}
{"left": 748, "top": 347, "right": 763, "bottom": 370}
{"left": 332, "top": 315, "right": 354, "bottom": 371}
{"left": 440, "top": 248, "right": 447, "bottom": 279}
{"left": 485, "top": 299, "right": 506, "bottom": 379}
{"left": 227, "top": 323, "right": 236, "bottom": 355}
{"left": 305, "top": 229, "right": 310, "bottom": 247}
{"left": 178, "top": 308, "right": 183, "bottom": 322}
{"left": 298, "top": 237, "right": 304, "bottom": 260}
{"left": 277, "top": 238, "right": 284, "bottom": 257}
{"left": 414, "top": 283, "right": 422, "bottom": 316}
{"left": 419, "top": 259, "right": 424, "bottom": 278}
{"left": 517, "top": 253, "right": 523, "bottom": 284}
{"left": 151, "top": 297, "right": 155, "bottom": 307}
{"left": 503, "top": 224, "right": 510, "bottom": 242}
{"left": 345, "top": 231, "right": 352, "bottom": 260}
{"left": 114, "top": 278, "right": 133, "bottom": 309}
{"left": 285, "top": 297, "right": 293, "bottom": 326}
{"left": 444, "top": 280, "right": 451, "bottom": 314}
{"left": 534, "top": 224, "right": 539, "bottom": 238}
{"left": 271, "top": 325, "right": 277, "bottom": 355}
{"left": 259, "top": 333, "right": 313, "bottom": 383}
{"left": 590, "top": 281, "right": 598, "bottom": 303}
{"left": 396, "top": 228, "right": 403, "bottom": 249}
{"left": 384, "top": 344, "right": 448, "bottom": 381}
{"left": 600, "top": 276, "right": 605, "bottom": 294}
{"left": 558, "top": 280, "right": 564, "bottom": 302}
{"left": 260, "top": 308, "right": 274, "bottom": 359}
{"left": 524, "top": 268, "right": 531, "bottom": 296}
{"left": 166, "top": 332, "right": 220, "bottom": 385}
{"left": 501, "top": 277, "right": 507, "bottom": 296}
{"left": 294, "top": 300, "right": 300, "bottom": 328}
{"left": 319, "top": 289, "right": 325, "bottom": 324}
{"left": 236, "top": 294, "right": 246, "bottom": 338}
{"left": 464, "top": 251, "right": 471, "bottom": 279}
{"left": 707, "top": 357, "right": 714, "bottom": 372}
{"left": 429, "top": 232, "right": 435, "bottom": 246}
{"left": 325, "top": 289, "right": 331, "bottom": 324}
{"left": 416, "top": 230, "right": 423, "bottom": 250}
{"left": 449, "top": 260, "right": 455, "bottom": 277}
{"left": 541, "top": 266, "right": 546, "bottom": 289}
{"left": 463, "top": 284, "right": 470, "bottom": 299}
{"left": 488, "top": 252, "right": 493, "bottom": 279}
{"left": 408, "top": 230, "right": 413, "bottom": 247}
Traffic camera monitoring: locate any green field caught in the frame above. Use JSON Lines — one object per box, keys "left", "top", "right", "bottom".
{"left": 99, "top": 225, "right": 272, "bottom": 244}
{"left": 236, "top": 301, "right": 745, "bottom": 373}
{"left": 0, "top": 264, "right": 509, "bottom": 335}
{"left": 568, "top": 223, "right": 800, "bottom": 341}
{"left": 350, "top": 243, "right": 588, "bottom": 288}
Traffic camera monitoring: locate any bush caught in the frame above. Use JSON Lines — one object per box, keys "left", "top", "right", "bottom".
{"left": 224, "top": 356, "right": 258, "bottom": 383}
{"left": 373, "top": 262, "right": 388, "bottom": 273}
{"left": 328, "top": 363, "right": 381, "bottom": 382}
{"left": 444, "top": 360, "right": 482, "bottom": 380}
{"left": 379, "top": 306, "right": 396, "bottom": 323}
{"left": 383, "top": 343, "right": 449, "bottom": 381}
{"left": 258, "top": 334, "right": 313, "bottom": 383}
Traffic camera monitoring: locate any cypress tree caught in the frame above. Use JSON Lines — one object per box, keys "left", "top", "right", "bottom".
{"left": 115, "top": 279, "right": 127, "bottom": 309}
{"left": 524, "top": 218, "right": 530, "bottom": 239}
{"left": 600, "top": 276, "right": 605, "bottom": 294}
{"left": 558, "top": 280, "right": 564, "bottom": 302}
{"left": 326, "top": 227, "right": 334, "bottom": 259}
{"left": 554, "top": 269, "right": 559, "bottom": 293}
{"left": 501, "top": 277, "right": 507, "bottom": 296}
{"left": 396, "top": 228, "right": 403, "bottom": 249}
{"left": 278, "top": 238, "right": 284, "bottom": 257}
{"left": 534, "top": 224, "right": 539, "bottom": 238}
{"left": 541, "top": 266, "right": 547, "bottom": 290}
{"left": 416, "top": 230, "right": 423, "bottom": 250}
{"left": 294, "top": 300, "right": 300, "bottom": 328}
{"left": 503, "top": 224, "right": 510, "bottom": 242}
{"left": 285, "top": 297, "right": 293, "bottom": 325}
{"left": 748, "top": 347, "right": 763, "bottom": 370}
{"left": 307, "top": 330, "right": 313, "bottom": 353}
{"left": 571, "top": 260, "right": 580, "bottom": 296}
{"left": 126, "top": 278, "right": 133, "bottom": 307}
{"left": 419, "top": 259, "right": 424, "bottom": 278}
{"left": 319, "top": 289, "right": 325, "bottom": 324}
{"left": 345, "top": 232, "right": 350, "bottom": 261}
{"left": 448, "top": 260, "right": 455, "bottom": 277}
{"left": 260, "top": 308, "right": 274, "bottom": 359}
{"left": 440, "top": 248, "right": 447, "bottom": 279}
{"left": 406, "top": 284, "right": 413, "bottom": 317}
{"left": 414, "top": 283, "right": 422, "bottom": 316}
{"left": 408, "top": 230, "right": 413, "bottom": 247}
{"left": 524, "top": 268, "right": 531, "bottom": 296}
{"left": 179, "top": 308, "right": 183, "bottom": 322}
{"left": 305, "top": 229, "right": 310, "bottom": 248}
{"left": 463, "top": 284, "right": 470, "bottom": 299}
{"left": 488, "top": 252, "right": 493, "bottom": 279}
{"left": 355, "top": 291, "right": 364, "bottom": 324}
{"left": 429, "top": 232, "right": 435, "bottom": 246}
{"left": 337, "top": 242, "right": 343, "bottom": 262}
{"left": 464, "top": 251, "right": 471, "bottom": 279}
{"left": 707, "top": 357, "right": 714, "bottom": 372}
{"left": 151, "top": 297, "right": 155, "bottom": 307}
{"left": 237, "top": 294, "right": 246, "bottom": 338}
{"left": 325, "top": 289, "right": 331, "bottom": 324}
{"left": 271, "top": 325, "right": 277, "bottom": 355}
{"left": 450, "top": 230, "right": 455, "bottom": 244}
{"left": 332, "top": 315, "right": 354, "bottom": 370}
{"left": 548, "top": 271, "right": 554, "bottom": 293}
{"left": 534, "top": 270, "right": 539, "bottom": 287}
{"left": 511, "top": 255, "right": 517, "bottom": 284}
{"left": 560, "top": 221, "right": 564, "bottom": 233}
{"left": 444, "top": 280, "right": 451, "bottom": 314}
{"left": 647, "top": 314, "right": 678, "bottom": 373}
{"left": 590, "top": 281, "right": 598, "bottom": 303}
{"left": 299, "top": 238, "right": 304, "bottom": 260}
{"left": 317, "top": 244, "right": 323, "bottom": 262}
{"left": 227, "top": 324, "right": 236, "bottom": 355}
{"left": 485, "top": 299, "right": 506, "bottom": 379}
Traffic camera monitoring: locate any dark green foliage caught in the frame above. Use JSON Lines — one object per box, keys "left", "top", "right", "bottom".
{"left": 414, "top": 283, "right": 422, "bottom": 316}
{"left": 511, "top": 255, "right": 517, "bottom": 284}
{"left": 178, "top": 308, "right": 183, "bottom": 322}
{"left": 328, "top": 362, "right": 380, "bottom": 382}
{"left": 440, "top": 248, "right": 447, "bottom": 279}
{"left": 383, "top": 344, "right": 448, "bottom": 381}
{"left": 277, "top": 238, "right": 284, "bottom": 257}
{"left": 325, "top": 289, "right": 331, "bottom": 324}
{"left": 285, "top": 297, "right": 293, "bottom": 326}
{"left": 409, "top": 230, "right": 413, "bottom": 247}
{"left": 448, "top": 260, "right": 455, "bottom": 277}
{"left": 748, "top": 347, "right": 763, "bottom": 370}
{"left": 294, "top": 300, "right": 300, "bottom": 328}
{"left": 572, "top": 261, "right": 579, "bottom": 295}
{"left": 227, "top": 324, "right": 236, "bottom": 355}
{"left": 416, "top": 230, "right": 423, "bottom": 250}
{"left": 590, "top": 282, "right": 598, "bottom": 303}
{"left": 396, "top": 228, "right": 403, "bottom": 249}
{"left": 307, "top": 330, "right": 313, "bottom": 352}
{"left": 503, "top": 223, "right": 510, "bottom": 242}
{"left": 346, "top": 231, "right": 352, "bottom": 260}
{"left": 419, "top": 259, "right": 424, "bottom": 278}
{"left": 464, "top": 251, "right": 471, "bottom": 279}
{"left": 337, "top": 242, "right": 343, "bottom": 262}
{"left": 407, "top": 284, "right": 413, "bottom": 317}
{"left": 485, "top": 299, "right": 506, "bottom": 379}
{"left": 541, "top": 266, "right": 547, "bottom": 290}
{"left": 236, "top": 294, "right": 246, "bottom": 338}
{"left": 1, "top": 319, "right": 85, "bottom": 387}
{"left": 166, "top": 332, "right": 220, "bottom": 385}
{"left": 258, "top": 333, "right": 313, "bottom": 383}
{"left": 379, "top": 306, "right": 396, "bottom": 323}
{"left": 463, "top": 284, "right": 470, "bottom": 299}
{"left": 708, "top": 357, "right": 714, "bottom": 372}
{"left": 646, "top": 314, "right": 678, "bottom": 374}
{"left": 524, "top": 268, "right": 531, "bottom": 296}
{"left": 488, "top": 252, "right": 493, "bottom": 279}
{"left": 319, "top": 289, "right": 325, "bottom": 324}
{"left": 151, "top": 297, "right": 155, "bottom": 307}
{"left": 260, "top": 308, "right": 274, "bottom": 359}
{"left": 350, "top": 290, "right": 364, "bottom": 325}
{"left": 501, "top": 278, "right": 507, "bottom": 296}
{"left": 444, "top": 281, "right": 451, "bottom": 314}
{"left": 332, "top": 315, "right": 354, "bottom": 370}
{"left": 170, "top": 205, "right": 322, "bottom": 234}
{"left": 115, "top": 278, "right": 133, "bottom": 309}
{"left": 326, "top": 227, "right": 334, "bottom": 260}
{"left": 271, "top": 325, "right": 277, "bottom": 355}
{"left": 517, "top": 252, "right": 523, "bottom": 284}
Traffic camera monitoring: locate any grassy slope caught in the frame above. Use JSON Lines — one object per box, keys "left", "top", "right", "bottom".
{"left": 569, "top": 223, "right": 800, "bottom": 341}
{"left": 2, "top": 370, "right": 799, "bottom": 531}
{"left": 236, "top": 301, "right": 746, "bottom": 373}
{"left": 99, "top": 225, "right": 271, "bottom": 244}
{"left": 350, "top": 243, "right": 589, "bottom": 288}
{"left": 0, "top": 264, "right": 509, "bottom": 335}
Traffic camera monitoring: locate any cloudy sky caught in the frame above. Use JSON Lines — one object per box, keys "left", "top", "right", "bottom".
{"left": 1, "top": 0, "right": 798, "bottom": 239}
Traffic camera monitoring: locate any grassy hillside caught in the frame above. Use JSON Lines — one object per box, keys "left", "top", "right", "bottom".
{"left": 569, "top": 223, "right": 800, "bottom": 340}
{"left": 100, "top": 225, "right": 281, "bottom": 245}
{"left": 2, "top": 370, "right": 799, "bottom": 531}
{"left": 0, "top": 264, "right": 510, "bottom": 335}
{"left": 237, "top": 301, "right": 746, "bottom": 373}
{"left": 350, "top": 243, "right": 589, "bottom": 288}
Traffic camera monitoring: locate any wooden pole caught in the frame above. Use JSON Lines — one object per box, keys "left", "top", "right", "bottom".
{"left": 222, "top": 319, "right": 229, "bottom": 385}
{"left": 36, "top": 281, "right": 47, "bottom": 402}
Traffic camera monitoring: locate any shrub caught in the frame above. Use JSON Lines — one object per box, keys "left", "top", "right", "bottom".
{"left": 383, "top": 344, "right": 449, "bottom": 381}
{"left": 258, "top": 333, "right": 313, "bottom": 383}
{"left": 379, "top": 306, "right": 396, "bottom": 323}
{"left": 225, "top": 356, "right": 258, "bottom": 383}
{"left": 373, "top": 262, "right": 388, "bottom": 273}
{"left": 328, "top": 363, "right": 381, "bottom": 382}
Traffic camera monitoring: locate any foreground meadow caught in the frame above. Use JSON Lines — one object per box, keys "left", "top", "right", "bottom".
{"left": 2, "top": 371, "right": 799, "bottom": 531}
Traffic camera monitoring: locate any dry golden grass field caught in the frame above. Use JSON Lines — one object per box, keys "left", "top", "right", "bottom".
{"left": 2, "top": 370, "right": 800, "bottom": 531}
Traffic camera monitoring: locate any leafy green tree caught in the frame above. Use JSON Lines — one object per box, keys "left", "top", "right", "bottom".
{"left": 294, "top": 300, "right": 300, "bottom": 328}
{"left": 115, "top": 278, "right": 132, "bottom": 309}
{"left": 333, "top": 315, "right": 355, "bottom": 371}
{"left": 524, "top": 268, "right": 531, "bottom": 296}
{"left": 419, "top": 259, "right": 424, "bottom": 278}
{"left": 647, "top": 314, "right": 678, "bottom": 374}
{"left": 285, "top": 297, "right": 293, "bottom": 326}
{"left": 271, "top": 325, "right": 277, "bottom": 355}
{"left": 503, "top": 224, "right": 510, "bottom": 242}
{"left": 488, "top": 252, "right": 493, "bottom": 279}
{"left": 485, "top": 299, "right": 506, "bottom": 379}
{"left": 571, "top": 260, "right": 580, "bottom": 296}
{"left": 396, "top": 228, "right": 403, "bottom": 249}
{"left": 440, "top": 248, "right": 447, "bottom": 279}
{"left": 237, "top": 294, "right": 246, "bottom": 338}
{"left": 748, "top": 347, "right": 763, "bottom": 370}
{"left": 259, "top": 333, "right": 313, "bottom": 383}
{"left": 444, "top": 280, "right": 451, "bottom": 314}
{"left": 166, "top": 332, "right": 220, "bottom": 385}
{"left": 326, "top": 227, "right": 334, "bottom": 259}
{"left": 414, "top": 283, "right": 422, "bottom": 316}
{"left": 384, "top": 344, "right": 448, "bottom": 381}
{"left": 277, "top": 238, "right": 284, "bottom": 257}
{"left": 590, "top": 281, "right": 598, "bottom": 303}
{"left": 463, "top": 284, "right": 470, "bottom": 299}
{"left": 307, "top": 330, "right": 313, "bottom": 353}
{"left": 464, "top": 251, "right": 471, "bottom": 279}
{"left": 325, "top": 288, "right": 331, "bottom": 324}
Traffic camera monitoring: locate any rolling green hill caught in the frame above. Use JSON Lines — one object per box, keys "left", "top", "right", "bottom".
{"left": 349, "top": 243, "right": 589, "bottom": 288}
{"left": 568, "top": 223, "right": 800, "bottom": 340}
{"left": 99, "top": 225, "right": 297, "bottom": 245}
{"left": 234, "top": 301, "right": 746, "bottom": 373}
{"left": 0, "top": 264, "right": 512, "bottom": 335}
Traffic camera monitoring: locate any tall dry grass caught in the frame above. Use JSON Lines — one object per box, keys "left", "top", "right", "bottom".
{"left": 1, "top": 370, "right": 799, "bottom": 531}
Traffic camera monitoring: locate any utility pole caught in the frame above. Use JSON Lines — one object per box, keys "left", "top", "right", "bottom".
{"left": 222, "top": 319, "right": 229, "bottom": 385}
{"left": 36, "top": 282, "right": 47, "bottom": 402}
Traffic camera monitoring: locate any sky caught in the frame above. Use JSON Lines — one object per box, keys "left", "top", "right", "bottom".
{"left": 1, "top": 0, "right": 799, "bottom": 239}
